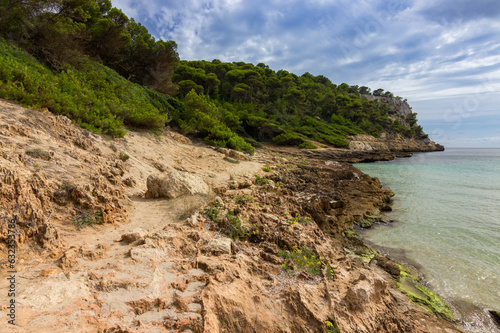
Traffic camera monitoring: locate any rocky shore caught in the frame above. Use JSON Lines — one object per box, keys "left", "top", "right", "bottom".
{"left": 0, "top": 99, "right": 464, "bottom": 332}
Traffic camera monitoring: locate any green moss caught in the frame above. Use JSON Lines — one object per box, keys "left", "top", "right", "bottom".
{"left": 396, "top": 264, "right": 455, "bottom": 321}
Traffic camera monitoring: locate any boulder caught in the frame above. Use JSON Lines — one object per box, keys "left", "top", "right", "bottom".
{"left": 201, "top": 238, "right": 233, "bottom": 255}
{"left": 120, "top": 228, "right": 147, "bottom": 243}
{"left": 370, "top": 256, "right": 400, "bottom": 277}
{"left": 145, "top": 171, "right": 210, "bottom": 199}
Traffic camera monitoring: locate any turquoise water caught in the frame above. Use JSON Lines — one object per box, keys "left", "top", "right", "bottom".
{"left": 354, "top": 148, "right": 500, "bottom": 332}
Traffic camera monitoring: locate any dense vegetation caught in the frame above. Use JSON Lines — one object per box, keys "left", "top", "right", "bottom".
{"left": 0, "top": 0, "right": 427, "bottom": 154}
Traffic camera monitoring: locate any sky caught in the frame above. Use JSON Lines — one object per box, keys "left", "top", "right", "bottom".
{"left": 112, "top": 0, "right": 500, "bottom": 147}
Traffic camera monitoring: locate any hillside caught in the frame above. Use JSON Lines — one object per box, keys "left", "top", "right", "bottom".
{"left": 0, "top": 0, "right": 441, "bottom": 154}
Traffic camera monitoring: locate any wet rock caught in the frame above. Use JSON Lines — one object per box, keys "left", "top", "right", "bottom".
{"left": 379, "top": 204, "right": 392, "bottom": 212}
{"left": 145, "top": 171, "right": 210, "bottom": 199}
{"left": 370, "top": 256, "right": 400, "bottom": 278}
{"left": 490, "top": 310, "right": 500, "bottom": 328}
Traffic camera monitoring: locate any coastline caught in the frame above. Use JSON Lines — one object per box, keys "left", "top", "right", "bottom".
{"left": 353, "top": 149, "right": 500, "bottom": 333}
{"left": 0, "top": 99, "right": 464, "bottom": 332}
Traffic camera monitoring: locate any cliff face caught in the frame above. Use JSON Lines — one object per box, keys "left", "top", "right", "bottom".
{"left": 349, "top": 133, "right": 445, "bottom": 153}
{"left": 358, "top": 95, "right": 444, "bottom": 154}
{"left": 361, "top": 94, "right": 413, "bottom": 118}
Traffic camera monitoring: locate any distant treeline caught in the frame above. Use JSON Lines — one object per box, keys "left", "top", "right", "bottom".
{"left": 0, "top": 0, "right": 427, "bottom": 154}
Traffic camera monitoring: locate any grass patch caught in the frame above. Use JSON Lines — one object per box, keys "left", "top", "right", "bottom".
{"left": 262, "top": 166, "right": 271, "bottom": 172}
{"left": 255, "top": 175, "right": 269, "bottom": 185}
{"left": 278, "top": 246, "right": 335, "bottom": 278}
{"left": 235, "top": 196, "right": 253, "bottom": 204}
{"left": 25, "top": 148, "right": 50, "bottom": 159}
{"left": 226, "top": 210, "right": 248, "bottom": 240}
{"left": 286, "top": 214, "right": 310, "bottom": 225}
{"left": 119, "top": 152, "right": 130, "bottom": 161}
{"left": 73, "top": 212, "right": 102, "bottom": 230}
{"left": 204, "top": 201, "right": 220, "bottom": 222}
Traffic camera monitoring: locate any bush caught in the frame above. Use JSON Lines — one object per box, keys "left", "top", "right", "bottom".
{"left": 298, "top": 141, "right": 317, "bottom": 149}
{"left": 180, "top": 90, "right": 255, "bottom": 155}
{"left": 25, "top": 148, "right": 50, "bottom": 159}
{"left": 73, "top": 212, "right": 103, "bottom": 230}
{"left": 272, "top": 132, "right": 304, "bottom": 146}
{"left": 0, "top": 39, "right": 171, "bottom": 137}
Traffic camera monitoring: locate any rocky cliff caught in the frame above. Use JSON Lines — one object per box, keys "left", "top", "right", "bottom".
{"left": 349, "top": 133, "right": 444, "bottom": 153}
{"left": 0, "top": 99, "right": 465, "bottom": 333}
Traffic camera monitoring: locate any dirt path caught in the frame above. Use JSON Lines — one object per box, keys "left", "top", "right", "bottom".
{"left": 0, "top": 193, "right": 217, "bottom": 332}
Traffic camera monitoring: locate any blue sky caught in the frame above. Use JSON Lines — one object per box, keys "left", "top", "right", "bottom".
{"left": 112, "top": 0, "right": 500, "bottom": 147}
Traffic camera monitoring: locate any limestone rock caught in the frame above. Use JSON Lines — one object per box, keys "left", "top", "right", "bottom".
{"left": 201, "top": 237, "right": 232, "bottom": 255}
{"left": 168, "top": 131, "right": 192, "bottom": 145}
{"left": 145, "top": 171, "right": 210, "bottom": 199}
{"left": 19, "top": 273, "right": 91, "bottom": 310}
{"left": 216, "top": 147, "right": 250, "bottom": 161}
{"left": 120, "top": 228, "right": 147, "bottom": 244}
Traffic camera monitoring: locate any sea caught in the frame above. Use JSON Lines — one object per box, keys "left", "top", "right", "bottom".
{"left": 354, "top": 148, "right": 500, "bottom": 333}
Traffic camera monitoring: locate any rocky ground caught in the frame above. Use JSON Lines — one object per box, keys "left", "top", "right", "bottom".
{"left": 0, "top": 99, "right": 465, "bottom": 332}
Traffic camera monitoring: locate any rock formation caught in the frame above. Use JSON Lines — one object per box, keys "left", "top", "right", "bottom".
{"left": 0, "top": 99, "right": 470, "bottom": 333}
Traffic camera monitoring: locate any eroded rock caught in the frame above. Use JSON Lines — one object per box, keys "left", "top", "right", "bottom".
{"left": 145, "top": 171, "right": 210, "bottom": 199}
{"left": 201, "top": 238, "right": 232, "bottom": 255}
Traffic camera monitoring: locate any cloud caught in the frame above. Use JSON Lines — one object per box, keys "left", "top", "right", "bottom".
{"left": 417, "top": 0, "right": 500, "bottom": 25}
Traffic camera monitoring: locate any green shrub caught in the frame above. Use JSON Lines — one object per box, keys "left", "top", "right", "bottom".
{"left": 278, "top": 246, "right": 334, "bottom": 277}
{"left": 287, "top": 215, "right": 310, "bottom": 225}
{"left": 255, "top": 175, "right": 269, "bottom": 185}
{"left": 180, "top": 90, "right": 255, "bottom": 155}
{"left": 325, "top": 320, "right": 341, "bottom": 333}
{"left": 298, "top": 141, "right": 317, "bottom": 149}
{"left": 226, "top": 210, "right": 248, "bottom": 240}
{"left": 25, "top": 148, "right": 50, "bottom": 159}
{"left": 73, "top": 212, "right": 103, "bottom": 230}
{"left": 119, "top": 152, "right": 130, "bottom": 161}
{"left": 272, "top": 132, "right": 304, "bottom": 146}
{"left": 204, "top": 201, "right": 220, "bottom": 222}
{"left": 0, "top": 39, "right": 171, "bottom": 137}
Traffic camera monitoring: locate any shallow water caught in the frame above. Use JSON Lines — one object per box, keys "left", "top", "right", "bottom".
{"left": 354, "top": 148, "right": 500, "bottom": 332}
